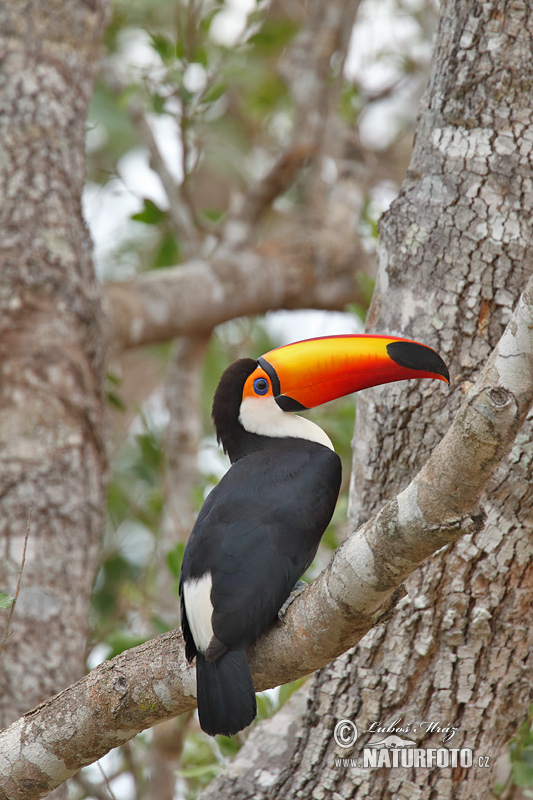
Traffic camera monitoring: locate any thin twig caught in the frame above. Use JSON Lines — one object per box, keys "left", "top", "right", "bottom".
{"left": 73, "top": 771, "right": 115, "bottom": 800}
{"left": 121, "top": 741, "right": 145, "bottom": 797}
{"left": 178, "top": 103, "right": 204, "bottom": 232}
{"left": 233, "top": 144, "right": 317, "bottom": 229}
{"left": 0, "top": 504, "right": 32, "bottom": 658}
{"left": 97, "top": 760, "right": 118, "bottom": 800}
{"left": 127, "top": 97, "right": 201, "bottom": 249}
{"left": 305, "top": 0, "right": 365, "bottom": 210}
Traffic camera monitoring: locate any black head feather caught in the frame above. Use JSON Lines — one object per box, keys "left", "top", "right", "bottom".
{"left": 211, "top": 358, "right": 258, "bottom": 462}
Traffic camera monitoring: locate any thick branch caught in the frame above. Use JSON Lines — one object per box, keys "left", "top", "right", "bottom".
{"left": 104, "top": 235, "right": 371, "bottom": 351}
{"left": 1, "top": 274, "right": 532, "bottom": 799}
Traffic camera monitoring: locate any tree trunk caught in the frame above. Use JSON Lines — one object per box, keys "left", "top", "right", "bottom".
{"left": 0, "top": 0, "right": 108, "bottom": 741}
{"left": 201, "top": 1, "right": 533, "bottom": 797}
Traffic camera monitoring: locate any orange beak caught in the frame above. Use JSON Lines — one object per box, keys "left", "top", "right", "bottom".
{"left": 250, "top": 334, "right": 449, "bottom": 411}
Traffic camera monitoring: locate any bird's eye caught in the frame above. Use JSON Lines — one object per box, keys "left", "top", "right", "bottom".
{"left": 253, "top": 377, "right": 269, "bottom": 395}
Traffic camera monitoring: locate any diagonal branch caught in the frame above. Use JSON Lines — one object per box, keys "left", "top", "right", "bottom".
{"left": 233, "top": 0, "right": 363, "bottom": 228}
{"left": 126, "top": 96, "right": 201, "bottom": 250}
{"left": 2, "top": 274, "right": 532, "bottom": 800}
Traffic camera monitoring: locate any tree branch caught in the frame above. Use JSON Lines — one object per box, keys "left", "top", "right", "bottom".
{"left": 0, "top": 505, "right": 31, "bottom": 659}
{"left": 99, "top": 0, "right": 373, "bottom": 355}
{"left": 1, "top": 273, "right": 532, "bottom": 799}
{"left": 126, "top": 96, "right": 201, "bottom": 250}
{"left": 233, "top": 0, "right": 364, "bottom": 228}
{"left": 104, "top": 233, "right": 372, "bottom": 352}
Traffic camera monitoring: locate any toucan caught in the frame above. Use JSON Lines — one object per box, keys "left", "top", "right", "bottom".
{"left": 179, "top": 334, "right": 449, "bottom": 737}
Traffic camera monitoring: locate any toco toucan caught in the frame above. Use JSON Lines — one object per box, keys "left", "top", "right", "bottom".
{"left": 179, "top": 334, "right": 449, "bottom": 737}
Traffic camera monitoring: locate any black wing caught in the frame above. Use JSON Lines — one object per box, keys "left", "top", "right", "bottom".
{"left": 181, "top": 439, "right": 341, "bottom": 652}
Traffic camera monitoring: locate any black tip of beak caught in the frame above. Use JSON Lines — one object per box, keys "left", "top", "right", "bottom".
{"left": 386, "top": 341, "right": 450, "bottom": 383}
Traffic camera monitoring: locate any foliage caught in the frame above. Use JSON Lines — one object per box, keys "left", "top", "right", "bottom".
{"left": 0, "top": 594, "right": 13, "bottom": 610}
{"left": 86, "top": 0, "right": 303, "bottom": 279}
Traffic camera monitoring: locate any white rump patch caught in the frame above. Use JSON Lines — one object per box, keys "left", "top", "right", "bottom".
{"left": 183, "top": 574, "right": 214, "bottom": 654}
{"left": 239, "top": 395, "right": 333, "bottom": 450}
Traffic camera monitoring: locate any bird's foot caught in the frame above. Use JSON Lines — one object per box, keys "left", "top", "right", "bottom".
{"left": 278, "top": 580, "right": 307, "bottom": 621}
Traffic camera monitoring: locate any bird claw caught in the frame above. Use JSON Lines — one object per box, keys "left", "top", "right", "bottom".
{"left": 277, "top": 579, "right": 307, "bottom": 621}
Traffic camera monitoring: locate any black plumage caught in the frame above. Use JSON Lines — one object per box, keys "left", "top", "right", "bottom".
{"left": 179, "top": 359, "right": 341, "bottom": 737}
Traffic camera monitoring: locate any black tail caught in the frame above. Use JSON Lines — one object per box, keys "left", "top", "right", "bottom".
{"left": 196, "top": 650, "right": 257, "bottom": 737}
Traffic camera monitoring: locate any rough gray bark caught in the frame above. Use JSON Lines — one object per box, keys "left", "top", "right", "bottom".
{"left": 0, "top": 0, "right": 108, "bottom": 747}
{"left": 199, "top": 1, "right": 533, "bottom": 798}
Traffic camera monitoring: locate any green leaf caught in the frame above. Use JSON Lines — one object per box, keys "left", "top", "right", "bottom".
{"left": 248, "top": 18, "right": 299, "bottom": 57}
{"left": 512, "top": 750, "right": 533, "bottom": 787}
{"left": 216, "top": 734, "right": 242, "bottom": 757}
{"left": 193, "top": 45, "right": 209, "bottom": 68}
{"left": 145, "top": 488, "right": 164, "bottom": 519}
{"left": 152, "top": 93, "right": 166, "bottom": 115}
{"left": 175, "top": 39, "right": 185, "bottom": 60}
{"left": 107, "top": 481, "right": 131, "bottom": 526}
{"left": 136, "top": 431, "right": 163, "bottom": 473}
{"left": 87, "top": 83, "right": 138, "bottom": 161}
{"left": 0, "top": 593, "right": 14, "bottom": 609}
{"left": 349, "top": 302, "right": 369, "bottom": 324}
{"left": 358, "top": 272, "right": 376, "bottom": 306}
{"left": 199, "top": 6, "right": 222, "bottom": 37}
{"left": 278, "top": 677, "right": 306, "bottom": 708}
{"left": 106, "top": 372, "right": 126, "bottom": 411}
{"left": 178, "top": 86, "right": 194, "bottom": 105}
{"left": 201, "top": 208, "right": 226, "bottom": 224}
{"left": 107, "top": 391, "right": 127, "bottom": 411}
{"left": 509, "top": 705, "right": 533, "bottom": 789}
{"left": 150, "top": 33, "right": 175, "bottom": 64}
{"left": 256, "top": 691, "right": 276, "bottom": 719}
{"left": 131, "top": 198, "right": 167, "bottom": 226}
{"left": 152, "top": 232, "right": 180, "bottom": 268}
{"left": 339, "top": 83, "right": 363, "bottom": 125}
{"left": 243, "top": 73, "right": 287, "bottom": 119}
{"left": 106, "top": 370, "right": 121, "bottom": 386}
{"left": 175, "top": 764, "right": 222, "bottom": 780}
{"left": 202, "top": 82, "right": 227, "bottom": 105}
{"left": 166, "top": 543, "right": 186, "bottom": 580}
